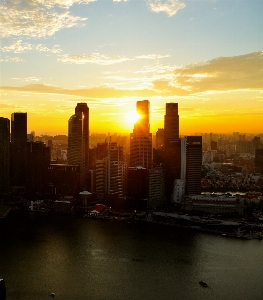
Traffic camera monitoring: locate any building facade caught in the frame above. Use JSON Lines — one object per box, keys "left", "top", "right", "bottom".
{"left": 148, "top": 167, "right": 165, "bottom": 209}
{"left": 10, "top": 112, "right": 27, "bottom": 193}
{"left": 164, "top": 103, "right": 180, "bottom": 201}
{"left": 181, "top": 136, "right": 202, "bottom": 195}
{"left": 0, "top": 117, "right": 10, "bottom": 194}
{"left": 68, "top": 103, "right": 89, "bottom": 189}
{"left": 130, "top": 100, "right": 152, "bottom": 169}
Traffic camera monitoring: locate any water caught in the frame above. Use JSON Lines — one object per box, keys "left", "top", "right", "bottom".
{"left": 0, "top": 211, "right": 263, "bottom": 300}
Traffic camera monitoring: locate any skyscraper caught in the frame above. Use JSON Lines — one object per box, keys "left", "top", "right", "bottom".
{"left": 164, "top": 103, "right": 180, "bottom": 201}
{"left": 0, "top": 117, "right": 10, "bottom": 193}
{"left": 255, "top": 149, "right": 263, "bottom": 174}
{"left": 181, "top": 136, "right": 202, "bottom": 195}
{"left": 10, "top": 112, "right": 27, "bottom": 193}
{"left": 108, "top": 142, "right": 126, "bottom": 198}
{"left": 130, "top": 100, "right": 152, "bottom": 169}
{"left": 68, "top": 103, "right": 89, "bottom": 188}
{"left": 148, "top": 166, "right": 166, "bottom": 209}
{"left": 164, "top": 103, "right": 179, "bottom": 140}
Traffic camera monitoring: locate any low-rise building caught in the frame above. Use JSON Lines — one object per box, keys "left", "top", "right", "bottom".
{"left": 182, "top": 193, "right": 244, "bottom": 216}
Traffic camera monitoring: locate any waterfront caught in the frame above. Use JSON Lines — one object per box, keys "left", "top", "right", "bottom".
{"left": 1, "top": 211, "right": 263, "bottom": 300}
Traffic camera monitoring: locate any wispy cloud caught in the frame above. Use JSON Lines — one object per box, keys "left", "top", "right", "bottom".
{"left": 147, "top": 0, "right": 186, "bottom": 17}
{"left": 0, "top": 56, "right": 25, "bottom": 62}
{"left": 172, "top": 51, "right": 263, "bottom": 93}
{"left": 0, "top": 0, "right": 88, "bottom": 38}
{"left": 58, "top": 53, "right": 131, "bottom": 65}
{"left": 1, "top": 52, "right": 262, "bottom": 96}
{"left": 1, "top": 40, "right": 62, "bottom": 53}
{"left": 58, "top": 52, "right": 170, "bottom": 64}
{"left": 35, "top": 0, "right": 96, "bottom": 9}
{"left": 12, "top": 77, "right": 41, "bottom": 82}
{"left": 136, "top": 54, "right": 170, "bottom": 59}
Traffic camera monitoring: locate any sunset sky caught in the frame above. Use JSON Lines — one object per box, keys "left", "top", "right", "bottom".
{"left": 1, "top": 0, "right": 263, "bottom": 135}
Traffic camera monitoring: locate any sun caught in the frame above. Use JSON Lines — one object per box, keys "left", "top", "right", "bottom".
{"left": 126, "top": 111, "right": 141, "bottom": 124}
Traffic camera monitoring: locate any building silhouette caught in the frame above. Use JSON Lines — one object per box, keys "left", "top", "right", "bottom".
{"left": 164, "top": 103, "right": 179, "bottom": 140}
{"left": 10, "top": 112, "right": 27, "bottom": 193}
{"left": 156, "top": 128, "right": 164, "bottom": 148}
{"left": 148, "top": 166, "right": 165, "bottom": 209}
{"left": 68, "top": 103, "right": 89, "bottom": 189}
{"left": 127, "top": 166, "right": 148, "bottom": 210}
{"left": 108, "top": 142, "right": 126, "bottom": 198}
{"left": 0, "top": 117, "right": 10, "bottom": 194}
{"left": 181, "top": 136, "right": 202, "bottom": 195}
{"left": 164, "top": 103, "right": 180, "bottom": 201}
{"left": 47, "top": 164, "right": 80, "bottom": 197}
{"left": 130, "top": 100, "right": 152, "bottom": 169}
{"left": 26, "top": 141, "right": 50, "bottom": 200}
{"left": 255, "top": 149, "right": 263, "bottom": 174}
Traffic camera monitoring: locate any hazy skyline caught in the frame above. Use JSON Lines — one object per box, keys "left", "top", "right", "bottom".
{"left": 1, "top": 0, "right": 263, "bottom": 135}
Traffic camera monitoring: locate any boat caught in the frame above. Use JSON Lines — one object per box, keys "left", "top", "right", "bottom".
{"left": 199, "top": 281, "right": 208, "bottom": 287}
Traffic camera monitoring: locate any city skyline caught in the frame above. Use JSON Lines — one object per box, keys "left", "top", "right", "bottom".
{"left": 1, "top": 0, "right": 263, "bottom": 135}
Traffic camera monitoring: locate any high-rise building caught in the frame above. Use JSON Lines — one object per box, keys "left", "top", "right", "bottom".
{"left": 47, "top": 164, "right": 80, "bottom": 196}
{"left": 255, "top": 149, "right": 263, "bottom": 174}
{"left": 156, "top": 128, "right": 164, "bottom": 149}
{"left": 164, "top": 103, "right": 179, "bottom": 140}
{"left": 95, "top": 158, "right": 108, "bottom": 200}
{"left": 127, "top": 166, "right": 148, "bottom": 210}
{"left": 108, "top": 142, "right": 126, "bottom": 198}
{"left": 26, "top": 141, "right": 50, "bottom": 199}
{"left": 148, "top": 166, "right": 165, "bottom": 209}
{"left": 10, "top": 112, "right": 27, "bottom": 193}
{"left": 75, "top": 103, "right": 89, "bottom": 169}
{"left": 130, "top": 100, "right": 152, "bottom": 169}
{"left": 181, "top": 136, "right": 202, "bottom": 195}
{"left": 68, "top": 103, "right": 89, "bottom": 188}
{"left": 0, "top": 117, "right": 10, "bottom": 193}
{"left": 164, "top": 103, "right": 180, "bottom": 201}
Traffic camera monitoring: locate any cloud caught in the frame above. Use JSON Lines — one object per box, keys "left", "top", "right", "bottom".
{"left": 1, "top": 40, "right": 62, "bottom": 53}
{"left": 0, "top": 0, "right": 88, "bottom": 38}
{"left": 172, "top": 51, "right": 263, "bottom": 93}
{"left": 113, "top": 0, "right": 128, "bottom": 2}
{"left": 58, "top": 53, "right": 132, "bottom": 65}
{"left": 136, "top": 54, "right": 170, "bottom": 59}
{"left": 147, "top": 0, "right": 186, "bottom": 17}
{"left": 12, "top": 77, "right": 41, "bottom": 82}
{"left": 1, "top": 52, "right": 262, "bottom": 97}
{"left": 36, "top": 0, "right": 96, "bottom": 9}
{"left": 0, "top": 56, "right": 25, "bottom": 62}
{"left": 58, "top": 52, "right": 170, "bottom": 65}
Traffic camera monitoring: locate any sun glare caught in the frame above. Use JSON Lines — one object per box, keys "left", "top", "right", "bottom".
{"left": 126, "top": 111, "right": 141, "bottom": 124}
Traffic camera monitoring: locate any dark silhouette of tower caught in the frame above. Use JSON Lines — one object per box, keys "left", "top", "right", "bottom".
{"left": 130, "top": 100, "right": 152, "bottom": 169}
{"left": 164, "top": 103, "right": 179, "bottom": 140}
{"left": 255, "top": 149, "right": 263, "bottom": 174}
{"left": 164, "top": 103, "right": 180, "bottom": 201}
{"left": 0, "top": 117, "right": 10, "bottom": 194}
{"left": 181, "top": 136, "right": 202, "bottom": 195}
{"left": 26, "top": 141, "right": 50, "bottom": 200}
{"left": 10, "top": 112, "right": 27, "bottom": 193}
{"left": 68, "top": 103, "right": 89, "bottom": 189}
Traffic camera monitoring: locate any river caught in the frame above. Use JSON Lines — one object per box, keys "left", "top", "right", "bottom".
{"left": 0, "top": 211, "right": 262, "bottom": 300}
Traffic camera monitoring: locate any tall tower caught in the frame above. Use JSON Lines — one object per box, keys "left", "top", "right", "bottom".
{"left": 164, "top": 103, "right": 179, "bottom": 140}
{"left": 109, "top": 142, "right": 126, "bottom": 198}
{"left": 68, "top": 103, "right": 89, "bottom": 189}
{"left": 0, "top": 117, "right": 10, "bottom": 193}
{"left": 130, "top": 100, "right": 152, "bottom": 169}
{"left": 181, "top": 136, "right": 202, "bottom": 195}
{"left": 10, "top": 112, "right": 27, "bottom": 193}
{"left": 164, "top": 103, "right": 180, "bottom": 201}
